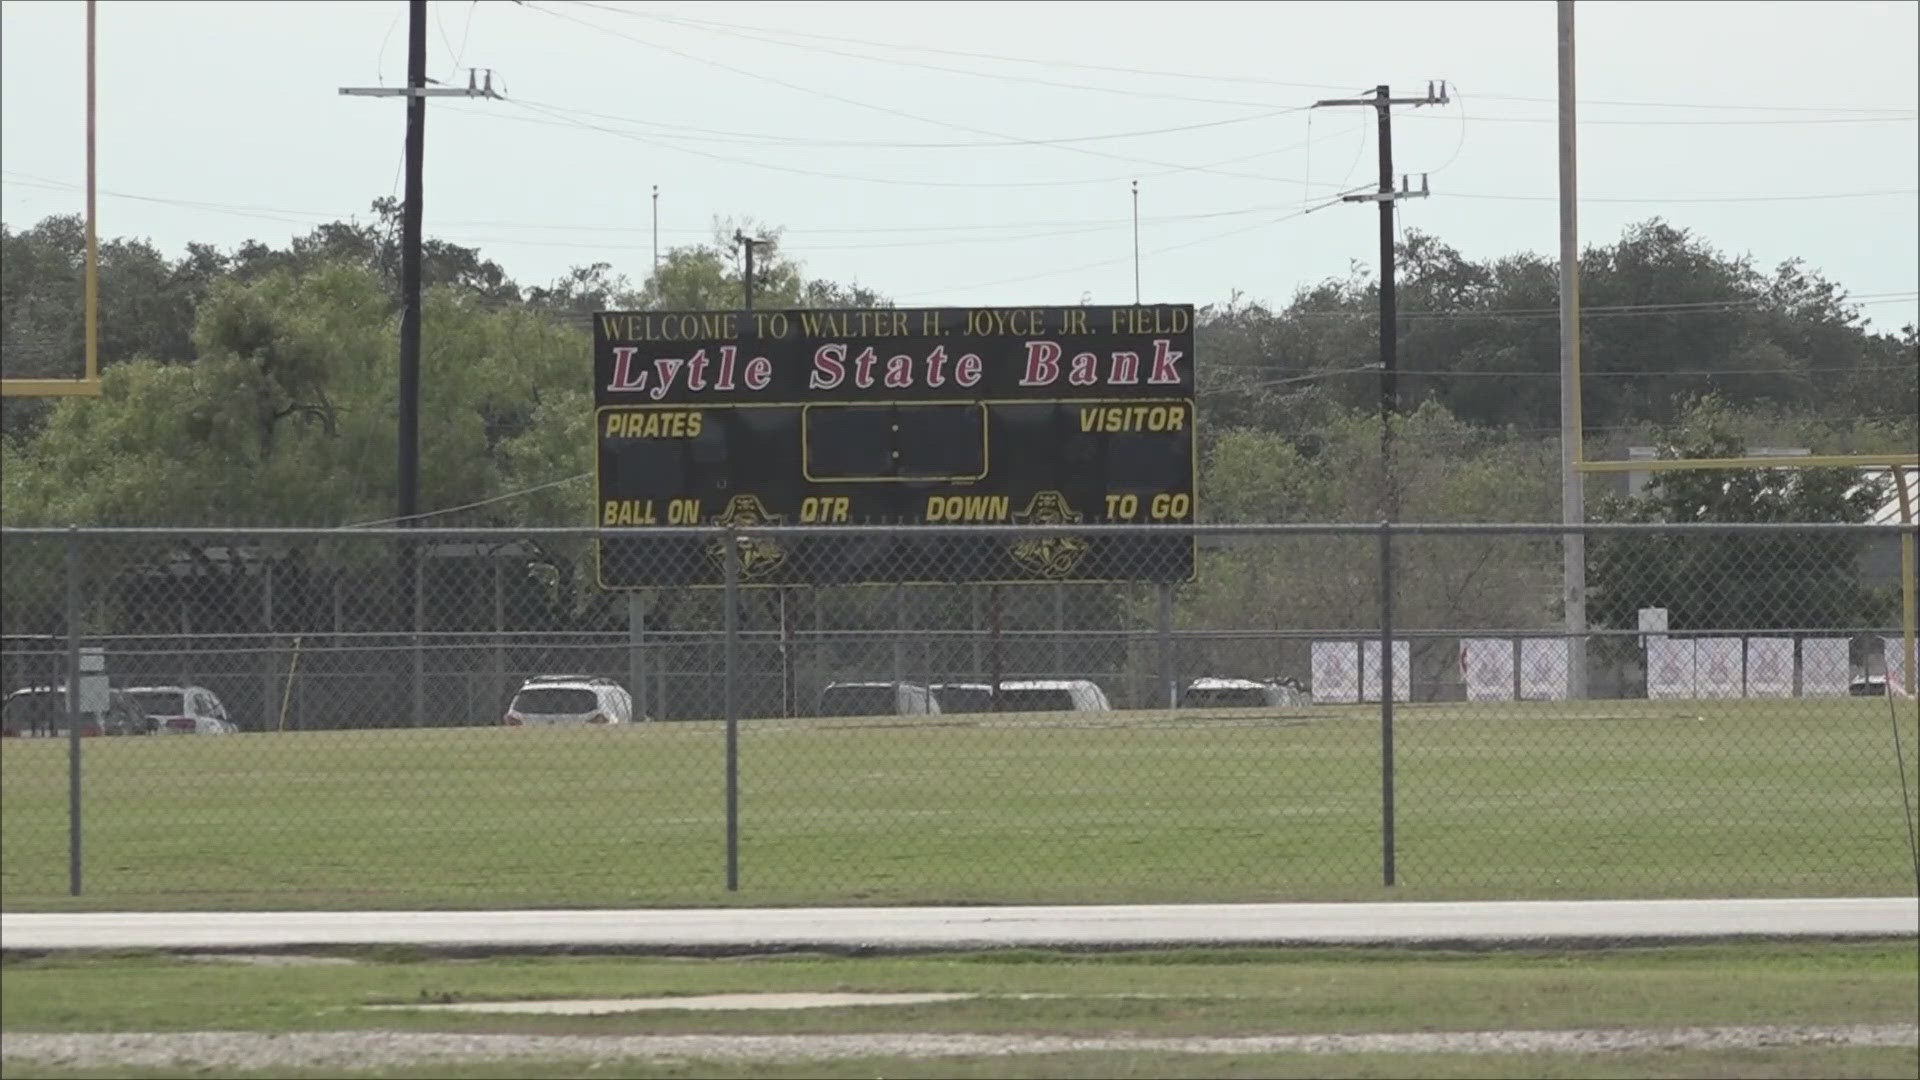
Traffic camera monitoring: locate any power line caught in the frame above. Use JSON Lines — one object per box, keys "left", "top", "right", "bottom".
{"left": 499, "top": 96, "right": 1335, "bottom": 190}
{"left": 11, "top": 165, "right": 1904, "bottom": 232}
{"left": 468, "top": 95, "right": 1323, "bottom": 150}
{"left": 1274, "top": 293, "right": 1919, "bottom": 321}
{"left": 548, "top": 0, "right": 1920, "bottom": 117}
{"left": 598, "top": 3, "right": 1320, "bottom": 111}
{"left": 1445, "top": 189, "right": 1920, "bottom": 205}
{"left": 519, "top": 3, "right": 1326, "bottom": 187}
{"left": 895, "top": 194, "right": 1353, "bottom": 299}
{"left": 1398, "top": 110, "right": 1918, "bottom": 127}
{"left": 343, "top": 471, "right": 589, "bottom": 529}
{"left": 633, "top": 5, "right": 1917, "bottom": 129}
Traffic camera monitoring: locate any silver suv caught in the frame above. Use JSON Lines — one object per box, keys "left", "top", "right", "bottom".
{"left": 505, "top": 676, "right": 637, "bottom": 726}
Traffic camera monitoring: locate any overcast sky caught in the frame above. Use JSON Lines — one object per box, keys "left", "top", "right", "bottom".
{"left": 3, "top": 0, "right": 1916, "bottom": 328}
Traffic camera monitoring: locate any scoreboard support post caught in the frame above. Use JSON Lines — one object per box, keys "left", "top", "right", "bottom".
{"left": 778, "top": 590, "right": 796, "bottom": 719}
{"left": 988, "top": 586, "right": 1004, "bottom": 713}
{"left": 626, "top": 593, "right": 648, "bottom": 722}
{"left": 1157, "top": 583, "right": 1176, "bottom": 709}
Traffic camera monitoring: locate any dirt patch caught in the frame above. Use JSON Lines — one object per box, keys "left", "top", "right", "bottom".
{"left": 4, "top": 1024, "right": 1913, "bottom": 1072}
{"left": 370, "top": 992, "right": 980, "bottom": 1014}
{"left": 180, "top": 953, "right": 360, "bottom": 967}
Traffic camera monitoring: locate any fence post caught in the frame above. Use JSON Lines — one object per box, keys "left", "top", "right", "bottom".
{"left": 1054, "top": 583, "right": 1067, "bottom": 675}
{"left": 891, "top": 583, "right": 905, "bottom": 689}
{"left": 722, "top": 526, "right": 740, "bottom": 891}
{"left": 627, "top": 591, "right": 647, "bottom": 722}
{"left": 988, "top": 585, "right": 1003, "bottom": 710}
{"left": 492, "top": 558, "right": 507, "bottom": 721}
{"left": 411, "top": 544, "right": 425, "bottom": 729}
{"left": 261, "top": 559, "right": 276, "bottom": 737}
{"left": 1157, "top": 582, "right": 1175, "bottom": 708}
{"left": 65, "top": 526, "right": 83, "bottom": 896}
{"left": 970, "top": 587, "right": 984, "bottom": 680}
{"left": 1379, "top": 521, "right": 1397, "bottom": 888}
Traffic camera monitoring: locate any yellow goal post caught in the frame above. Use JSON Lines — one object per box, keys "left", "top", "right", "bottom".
{"left": 2, "top": 0, "right": 101, "bottom": 399}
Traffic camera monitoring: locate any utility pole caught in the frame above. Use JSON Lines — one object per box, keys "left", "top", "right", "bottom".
{"left": 1557, "top": 1, "right": 1589, "bottom": 698}
{"left": 652, "top": 185, "right": 661, "bottom": 274}
{"left": 341, "top": 4, "right": 502, "bottom": 728}
{"left": 734, "top": 231, "right": 769, "bottom": 312}
{"left": 341, "top": 8, "right": 503, "bottom": 526}
{"left": 1311, "top": 83, "right": 1447, "bottom": 521}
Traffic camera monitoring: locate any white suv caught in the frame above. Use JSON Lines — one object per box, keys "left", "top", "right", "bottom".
{"left": 126, "top": 684, "right": 238, "bottom": 734}
{"left": 818, "top": 682, "right": 940, "bottom": 717}
{"left": 994, "top": 679, "right": 1111, "bottom": 713}
{"left": 505, "top": 676, "right": 637, "bottom": 726}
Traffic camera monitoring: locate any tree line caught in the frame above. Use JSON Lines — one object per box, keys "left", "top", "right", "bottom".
{"left": 1, "top": 203, "right": 1913, "bottom": 646}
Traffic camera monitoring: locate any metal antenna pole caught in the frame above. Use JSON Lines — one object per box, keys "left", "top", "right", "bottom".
{"left": 1558, "top": 0, "right": 1590, "bottom": 699}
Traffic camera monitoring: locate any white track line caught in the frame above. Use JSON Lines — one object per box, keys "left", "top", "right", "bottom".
{"left": 4, "top": 1024, "right": 1916, "bottom": 1071}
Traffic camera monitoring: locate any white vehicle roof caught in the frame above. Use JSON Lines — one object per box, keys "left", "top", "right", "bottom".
{"left": 997, "top": 679, "right": 1099, "bottom": 690}
{"left": 125, "top": 684, "right": 205, "bottom": 694}
{"left": 932, "top": 682, "right": 993, "bottom": 690}
{"left": 1185, "top": 677, "right": 1272, "bottom": 691}
{"left": 824, "top": 681, "right": 926, "bottom": 689}
{"left": 516, "top": 678, "right": 621, "bottom": 691}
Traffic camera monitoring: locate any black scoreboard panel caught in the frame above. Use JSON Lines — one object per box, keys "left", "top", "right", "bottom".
{"left": 593, "top": 305, "right": 1196, "bottom": 588}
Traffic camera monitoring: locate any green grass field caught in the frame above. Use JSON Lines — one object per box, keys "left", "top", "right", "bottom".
{"left": 2, "top": 944, "right": 1916, "bottom": 1078}
{"left": 2, "top": 698, "right": 1916, "bottom": 910}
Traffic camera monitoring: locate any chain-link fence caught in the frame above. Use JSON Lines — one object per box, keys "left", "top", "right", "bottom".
{"left": 2, "top": 522, "right": 1915, "bottom": 909}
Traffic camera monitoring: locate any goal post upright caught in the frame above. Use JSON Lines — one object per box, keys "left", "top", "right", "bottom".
{"left": 2, "top": 0, "right": 102, "bottom": 399}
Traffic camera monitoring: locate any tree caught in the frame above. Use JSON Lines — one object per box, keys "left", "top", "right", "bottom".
{"left": 1192, "top": 220, "right": 1918, "bottom": 449}
{"left": 0, "top": 260, "right": 588, "bottom": 529}
{"left": 1587, "top": 394, "right": 1892, "bottom": 634}
{"left": 1, "top": 216, "right": 211, "bottom": 441}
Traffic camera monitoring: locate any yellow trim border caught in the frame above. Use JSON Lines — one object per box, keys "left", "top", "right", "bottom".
{"left": 0, "top": 379, "right": 103, "bottom": 398}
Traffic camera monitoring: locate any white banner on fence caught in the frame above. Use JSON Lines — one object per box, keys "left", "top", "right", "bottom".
{"left": 1518, "top": 639, "right": 1570, "bottom": 701}
{"left": 1886, "top": 637, "right": 1919, "bottom": 698}
{"left": 1744, "top": 637, "right": 1794, "bottom": 698}
{"left": 1696, "top": 638, "right": 1743, "bottom": 698}
{"left": 1800, "top": 638, "right": 1851, "bottom": 698}
{"left": 1647, "top": 637, "right": 1696, "bottom": 699}
{"left": 1311, "top": 641, "right": 1360, "bottom": 704}
{"left": 1460, "top": 638, "right": 1515, "bottom": 702}
{"left": 1361, "top": 640, "right": 1411, "bottom": 703}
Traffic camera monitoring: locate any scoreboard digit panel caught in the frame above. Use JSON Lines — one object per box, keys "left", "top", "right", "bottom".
{"left": 593, "top": 305, "right": 1196, "bottom": 588}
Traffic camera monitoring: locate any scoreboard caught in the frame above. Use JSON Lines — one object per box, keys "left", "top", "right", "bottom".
{"left": 593, "top": 304, "right": 1196, "bottom": 588}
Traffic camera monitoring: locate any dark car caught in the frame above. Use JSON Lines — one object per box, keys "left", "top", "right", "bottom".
{"left": 1, "top": 686, "right": 151, "bottom": 738}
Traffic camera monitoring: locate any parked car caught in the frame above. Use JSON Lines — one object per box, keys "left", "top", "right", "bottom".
{"left": 504, "top": 676, "right": 636, "bottom": 726}
{"left": 1180, "top": 677, "right": 1310, "bottom": 709}
{"left": 818, "top": 681, "right": 940, "bottom": 717}
{"left": 1, "top": 686, "right": 151, "bottom": 738}
{"left": 993, "top": 679, "right": 1111, "bottom": 712}
{"left": 126, "top": 684, "right": 238, "bottom": 734}
{"left": 931, "top": 682, "right": 995, "bottom": 714}
{"left": 1849, "top": 675, "right": 1889, "bottom": 697}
